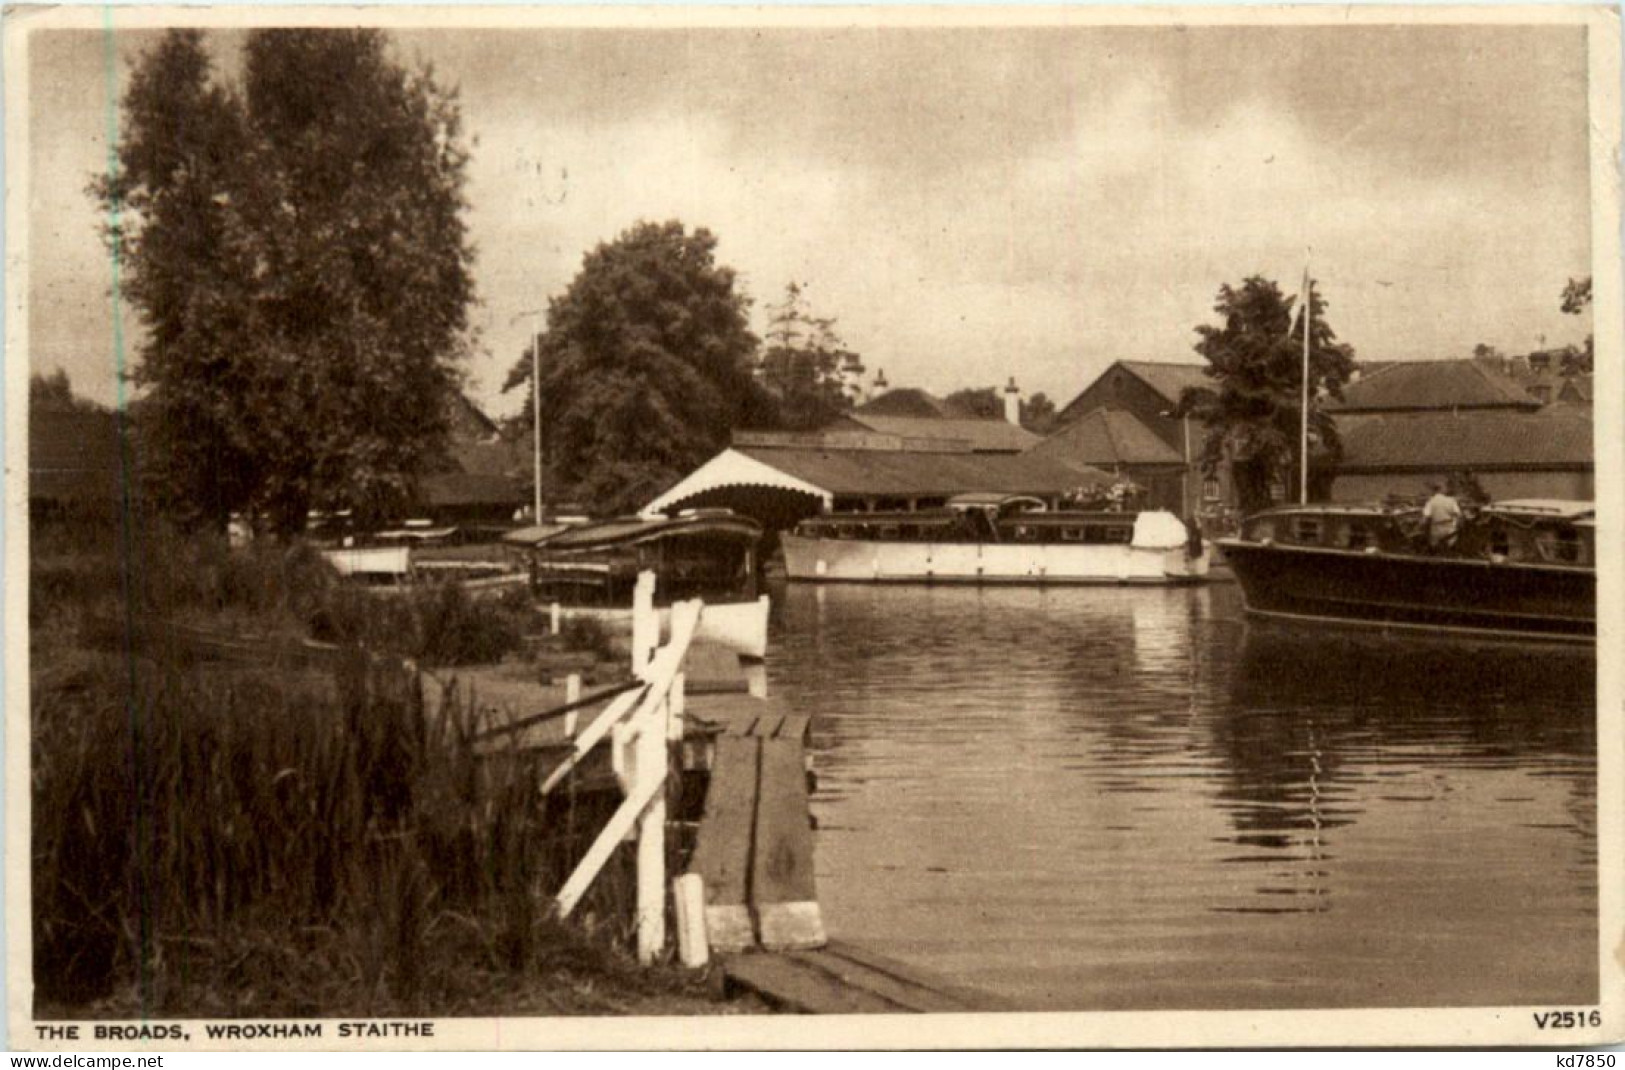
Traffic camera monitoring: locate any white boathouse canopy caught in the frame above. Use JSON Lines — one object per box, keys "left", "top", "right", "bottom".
{"left": 642, "top": 447, "right": 835, "bottom": 517}
{"left": 643, "top": 433, "right": 1114, "bottom": 520}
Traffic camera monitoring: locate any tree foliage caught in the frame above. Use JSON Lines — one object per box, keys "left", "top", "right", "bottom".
{"left": 755, "top": 282, "right": 863, "bottom": 431}
{"left": 938, "top": 386, "right": 1053, "bottom": 431}
{"left": 1560, "top": 275, "right": 1594, "bottom": 374}
{"left": 96, "top": 29, "right": 475, "bottom": 533}
{"left": 1178, "top": 276, "right": 1356, "bottom": 515}
{"left": 30, "top": 370, "right": 106, "bottom": 414}
{"left": 505, "top": 221, "right": 767, "bottom": 515}
{"left": 941, "top": 387, "right": 1003, "bottom": 420}
{"left": 1022, "top": 392, "right": 1059, "bottom": 435}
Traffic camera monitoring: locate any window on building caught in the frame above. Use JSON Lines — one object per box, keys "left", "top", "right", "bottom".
{"left": 1203, "top": 478, "right": 1221, "bottom": 502}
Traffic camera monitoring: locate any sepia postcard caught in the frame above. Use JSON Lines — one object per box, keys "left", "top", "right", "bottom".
{"left": 5, "top": 3, "right": 1622, "bottom": 1051}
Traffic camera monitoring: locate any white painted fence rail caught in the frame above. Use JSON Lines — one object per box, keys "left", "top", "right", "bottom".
{"left": 546, "top": 570, "right": 700, "bottom": 965}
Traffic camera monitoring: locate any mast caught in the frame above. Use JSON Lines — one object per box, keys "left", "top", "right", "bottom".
{"left": 532, "top": 314, "right": 544, "bottom": 523}
{"left": 1300, "top": 263, "right": 1311, "bottom": 506}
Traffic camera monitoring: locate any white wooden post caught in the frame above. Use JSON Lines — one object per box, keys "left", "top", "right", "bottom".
{"left": 635, "top": 700, "right": 667, "bottom": 964}
{"left": 631, "top": 571, "right": 657, "bottom": 678}
{"left": 668, "top": 671, "right": 686, "bottom": 743}
{"left": 673, "top": 873, "right": 709, "bottom": 968}
{"left": 550, "top": 601, "right": 562, "bottom": 634}
{"left": 611, "top": 721, "right": 632, "bottom": 795}
{"left": 564, "top": 673, "right": 581, "bottom": 738}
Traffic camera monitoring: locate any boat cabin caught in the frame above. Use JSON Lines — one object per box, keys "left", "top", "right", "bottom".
{"left": 1236, "top": 500, "right": 1595, "bottom": 568}
{"left": 793, "top": 492, "right": 1146, "bottom": 546}
{"left": 526, "top": 509, "right": 762, "bottom": 606}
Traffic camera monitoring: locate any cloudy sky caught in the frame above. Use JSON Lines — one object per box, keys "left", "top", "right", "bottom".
{"left": 25, "top": 14, "right": 1595, "bottom": 417}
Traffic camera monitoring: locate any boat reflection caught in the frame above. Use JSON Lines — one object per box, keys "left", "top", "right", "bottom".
{"left": 766, "top": 582, "right": 1596, "bottom": 1009}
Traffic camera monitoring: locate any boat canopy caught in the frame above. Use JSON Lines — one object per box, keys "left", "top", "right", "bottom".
{"left": 1481, "top": 500, "right": 1595, "bottom": 522}
{"left": 530, "top": 511, "right": 762, "bottom": 552}
{"left": 501, "top": 521, "right": 579, "bottom": 546}
{"left": 947, "top": 493, "right": 1047, "bottom": 512}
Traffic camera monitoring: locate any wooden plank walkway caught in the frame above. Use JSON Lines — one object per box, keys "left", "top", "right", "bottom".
{"left": 687, "top": 735, "right": 760, "bottom": 952}
{"left": 721, "top": 940, "right": 1016, "bottom": 1014}
{"left": 686, "top": 729, "right": 826, "bottom": 953}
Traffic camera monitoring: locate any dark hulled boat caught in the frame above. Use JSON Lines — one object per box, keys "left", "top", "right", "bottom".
{"left": 1218, "top": 499, "right": 1595, "bottom": 643}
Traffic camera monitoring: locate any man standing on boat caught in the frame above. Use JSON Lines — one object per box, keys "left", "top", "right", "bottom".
{"left": 1423, "top": 481, "right": 1464, "bottom": 552}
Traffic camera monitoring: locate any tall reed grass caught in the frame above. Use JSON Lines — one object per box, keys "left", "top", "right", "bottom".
{"left": 30, "top": 520, "right": 713, "bottom": 1017}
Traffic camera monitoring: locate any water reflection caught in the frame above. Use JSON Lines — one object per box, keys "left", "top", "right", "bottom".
{"left": 765, "top": 582, "right": 1597, "bottom": 1010}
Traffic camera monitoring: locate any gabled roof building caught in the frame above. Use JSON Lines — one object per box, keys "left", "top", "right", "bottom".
{"left": 1327, "top": 359, "right": 1541, "bottom": 414}
{"left": 1027, "top": 405, "right": 1188, "bottom": 515}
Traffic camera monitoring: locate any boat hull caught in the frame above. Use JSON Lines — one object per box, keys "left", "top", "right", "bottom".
{"left": 547, "top": 595, "right": 772, "bottom": 660}
{"left": 780, "top": 535, "right": 1208, "bottom": 585}
{"left": 321, "top": 545, "right": 411, "bottom": 578}
{"left": 1219, "top": 540, "right": 1594, "bottom": 643}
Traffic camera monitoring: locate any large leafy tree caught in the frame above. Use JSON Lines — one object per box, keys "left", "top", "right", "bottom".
{"left": 756, "top": 282, "right": 863, "bottom": 431}
{"left": 1178, "top": 276, "right": 1356, "bottom": 515}
{"left": 97, "top": 29, "right": 475, "bottom": 533}
{"left": 505, "top": 221, "right": 766, "bottom": 514}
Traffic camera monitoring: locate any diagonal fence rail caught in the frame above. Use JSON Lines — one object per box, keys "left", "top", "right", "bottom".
{"left": 542, "top": 572, "right": 698, "bottom": 964}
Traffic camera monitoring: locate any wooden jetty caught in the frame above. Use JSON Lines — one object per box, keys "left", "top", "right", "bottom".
{"left": 444, "top": 576, "right": 1008, "bottom": 1013}
{"left": 721, "top": 940, "right": 1015, "bottom": 1014}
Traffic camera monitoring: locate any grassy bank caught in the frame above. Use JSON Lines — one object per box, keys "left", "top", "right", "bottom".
{"left": 30, "top": 519, "right": 756, "bottom": 1018}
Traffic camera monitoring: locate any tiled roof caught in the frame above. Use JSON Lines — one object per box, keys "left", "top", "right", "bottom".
{"left": 29, "top": 408, "right": 129, "bottom": 503}
{"left": 449, "top": 439, "right": 525, "bottom": 478}
{"left": 1336, "top": 408, "right": 1593, "bottom": 471}
{"left": 727, "top": 444, "right": 1114, "bottom": 499}
{"left": 845, "top": 413, "right": 1038, "bottom": 452}
{"left": 417, "top": 471, "right": 526, "bottom": 508}
{"left": 855, "top": 388, "right": 951, "bottom": 418}
{"left": 1329, "top": 359, "right": 1541, "bottom": 413}
{"left": 1029, "top": 406, "right": 1184, "bottom": 467}
{"left": 1116, "top": 361, "right": 1214, "bottom": 405}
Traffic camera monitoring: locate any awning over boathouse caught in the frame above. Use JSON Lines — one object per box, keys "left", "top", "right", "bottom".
{"left": 642, "top": 432, "right": 1115, "bottom": 527}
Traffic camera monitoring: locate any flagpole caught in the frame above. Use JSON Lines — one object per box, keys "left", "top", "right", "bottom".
{"left": 1300, "top": 261, "right": 1311, "bottom": 505}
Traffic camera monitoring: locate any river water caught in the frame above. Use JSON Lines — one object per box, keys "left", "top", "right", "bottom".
{"left": 762, "top": 581, "right": 1597, "bottom": 1011}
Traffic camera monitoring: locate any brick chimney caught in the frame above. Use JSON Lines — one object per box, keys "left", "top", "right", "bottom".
{"left": 1003, "top": 376, "right": 1021, "bottom": 426}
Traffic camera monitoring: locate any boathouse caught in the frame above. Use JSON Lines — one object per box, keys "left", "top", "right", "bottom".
{"left": 1052, "top": 359, "right": 1220, "bottom": 519}
{"left": 1026, "top": 406, "right": 1188, "bottom": 515}
{"left": 1326, "top": 359, "right": 1543, "bottom": 415}
{"left": 641, "top": 431, "right": 1115, "bottom": 531}
{"left": 1325, "top": 358, "right": 1594, "bottom": 502}
{"left": 1330, "top": 406, "right": 1594, "bottom": 502}
{"left": 408, "top": 394, "right": 528, "bottom": 527}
